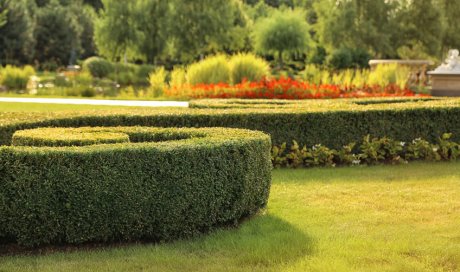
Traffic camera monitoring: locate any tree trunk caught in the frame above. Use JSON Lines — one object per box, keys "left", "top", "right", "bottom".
{"left": 278, "top": 50, "right": 283, "bottom": 70}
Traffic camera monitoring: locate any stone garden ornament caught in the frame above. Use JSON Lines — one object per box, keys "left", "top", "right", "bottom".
{"left": 433, "top": 49, "right": 460, "bottom": 73}
{"left": 428, "top": 49, "right": 460, "bottom": 96}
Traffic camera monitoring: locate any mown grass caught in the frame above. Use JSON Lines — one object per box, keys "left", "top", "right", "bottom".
{"left": 1, "top": 162, "right": 459, "bottom": 272}
{"left": 0, "top": 102, "right": 148, "bottom": 112}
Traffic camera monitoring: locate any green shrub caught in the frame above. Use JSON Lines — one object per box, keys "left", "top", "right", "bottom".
{"left": 0, "top": 127, "right": 272, "bottom": 247}
{"left": 253, "top": 9, "right": 310, "bottom": 68}
{"left": 74, "top": 72, "right": 94, "bottom": 86}
{"left": 109, "top": 63, "right": 155, "bottom": 85}
{"left": 149, "top": 67, "right": 167, "bottom": 97}
{"left": 54, "top": 73, "right": 71, "bottom": 87}
{"left": 327, "top": 47, "right": 371, "bottom": 70}
{"left": 187, "top": 55, "right": 231, "bottom": 85}
{"left": 82, "top": 57, "right": 114, "bottom": 78}
{"left": 328, "top": 48, "right": 353, "bottom": 70}
{"left": 80, "top": 87, "right": 97, "bottom": 97}
{"left": 0, "top": 65, "right": 35, "bottom": 90}
{"left": 229, "top": 53, "right": 270, "bottom": 84}
{"left": 270, "top": 135, "right": 460, "bottom": 168}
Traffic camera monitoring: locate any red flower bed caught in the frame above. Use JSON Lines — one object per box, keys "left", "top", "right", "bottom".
{"left": 165, "top": 77, "right": 426, "bottom": 99}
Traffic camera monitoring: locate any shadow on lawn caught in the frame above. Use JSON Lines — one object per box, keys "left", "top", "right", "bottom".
{"left": 172, "top": 213, "right": 314, "bottom": 267}
{"left": 0, "top": 214, "right": 314, "bottom": 269}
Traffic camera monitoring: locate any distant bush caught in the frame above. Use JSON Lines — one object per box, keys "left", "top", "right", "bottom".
{"left": 0, "top": 65, "right": 35, "bottom": 90}
{"left": 301, "top": 64, "right": 322, "bottom": 85}
{"left": 328, "top": 48, "right": 353, "bottom": 70}
{"left": 328, "top": 48, "right": 371, "bottom": 70}
{"left": 253, "top": 9, "right": 310, "bottom": 68}
{"left": 187, "top": 55, "right": 231, "bottom": 85}
{"left": 109, "top": 63, "right": 155, "bottom": 85}
{"left": 229, "top": 53, "right": 270, "bottom": 84}
{"left": 80, "top": 87, "right": 96, "bottom": 97}
{"left": 149, "top": 67, "right": 167, "bottom": 97}
{"left": 82, "top": 57, "right": 113, "bottom": 78}
{"left": 170, "top": 67, "right": 187, "bottom": 88}
{"left": 368, "top": 64, "right": 410, "bottom": 89}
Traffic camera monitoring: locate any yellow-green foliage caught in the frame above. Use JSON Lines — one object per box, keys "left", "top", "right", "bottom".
{"left": 341, "top": 69, "right": 355, "bottom": 86}
{"left": 187, "top": 55, "right": 231, "bottom": 85}
{"left": 301, "top": 64, "right": 409, "bottom": 88}
{"left": 149, "top": 67, "right": 167, "bottom": 97}
{"left": 170, "top": 67, "right": 187, "bottom": 88}
{"left": 0, "top": 65, "right": 35, "bottom": 90}
{"left": 229, "top": 53, "right": 270, "bottom": 84}
{"left": 368, "top": 64, "right": 410, "bottom": 88}
{"left": 351, "top": 69, "right": 369, "bottom": 87}
{"left": 302, "top": 64, "right": 322, "bottom": 85}
{"left": 320, "top": 70, "right": 331, "bottom": 84}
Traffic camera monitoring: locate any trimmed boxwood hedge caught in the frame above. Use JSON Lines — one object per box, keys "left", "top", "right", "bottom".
{"left": 188, "top": 97, "right": 442, "bottom": 109}
{"left": 0, "top": 127, "right": 272, "bottom": 247}
{"left": 1, "top": 97, "right": 460, "bottom": 149}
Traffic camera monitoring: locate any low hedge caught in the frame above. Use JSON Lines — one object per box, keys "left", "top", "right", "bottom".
{"left": 1, "top": 97, "right": 460, "bottom": 149}
{"left": 0, "top": 127, "right": 272, "bottom": 247}
{"left": 188, "top": 97, "right": 442, "bottom": 109}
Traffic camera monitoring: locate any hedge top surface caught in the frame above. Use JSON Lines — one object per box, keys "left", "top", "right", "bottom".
{"left": 1, "top": 97, "right": 460, "bottom": 128}
{"left": 13, "top": 128, "right": 130, "bottom": 147}
{"left": 2, "top": 97, "right": 460, "bottom": 148}
{"left": 7, "top": 126, "right": 268, "bottom": 151}
{"left": 188, "top": 97, "right": 445, "bottom": 109}
{"left": 0, "top": 97, "right": 456, "bottom": 127}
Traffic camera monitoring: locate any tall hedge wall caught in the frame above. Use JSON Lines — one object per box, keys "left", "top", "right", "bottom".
{"left": 1, "top": 98, "right": 460, "bottom": 149}
{"left": 0, "top": 127, "right": 272, "bottom": 247}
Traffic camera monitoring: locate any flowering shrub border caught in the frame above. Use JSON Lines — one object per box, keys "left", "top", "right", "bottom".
{"left": 166, "top": 77, "right": 423, "bottom": 99}
{"left": 272, "top": 133, "right": 460, "bottom": 168}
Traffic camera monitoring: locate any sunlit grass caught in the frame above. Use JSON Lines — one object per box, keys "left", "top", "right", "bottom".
{"left": 0, "top": 102, "right": 155, "bottom": 112}
{"left": 1, "top": 162, "right": 459, "bottom": 271}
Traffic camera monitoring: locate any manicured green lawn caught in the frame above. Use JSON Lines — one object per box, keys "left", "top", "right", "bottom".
{"left": 1, "top": 162, "right": 459, "bottom": 272}
{"left": 0, "top": 102, "right": 145, "bottom": 112}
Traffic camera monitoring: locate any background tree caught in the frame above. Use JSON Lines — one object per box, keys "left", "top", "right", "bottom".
{"left": 397, "top": 0, "right": 443, "bottom": 59}
{"left": 34, "top": 0, "right": 82, "bottom": 68}
{"left": 83, "top": 0, "right": 102, "bottom": 10}
{"left": 253, "top": 9, "right": 310, "bottom": 68}
{"left": 437, "top": 0, "right": 460, "bottom": 56}
{"left": 169, "top": 0, "right": 248, "bottom": 62}
{"left": 0, "top": 0, "right": 35, "bottom": 65}
{"left": 78, "top": 5, "right": 97, "bottom": 59}
{"left": 314, "top": 0, "right": 402, "bottom": 59}
{"left": 95, "top": 0, "right": 138, "bottom": 62}
{"left": 0, "top": 6, "right": 7, "bottom": 27}
{"left": 134, "top": 0, "right": 169, "bottom": 64}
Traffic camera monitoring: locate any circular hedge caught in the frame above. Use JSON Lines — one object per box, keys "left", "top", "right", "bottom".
{"left": 0, "top": 127, "right": 272, "bottom": 247}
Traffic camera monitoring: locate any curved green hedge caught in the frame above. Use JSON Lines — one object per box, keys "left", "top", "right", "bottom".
{"left": 188, "top": 97, "right": 441, "bottom": 109}
{"left": 0, "top": 127, "right": 272, "bottom": 247}
{"left": 1, "top": 97, "right": 460, "bottom": 149}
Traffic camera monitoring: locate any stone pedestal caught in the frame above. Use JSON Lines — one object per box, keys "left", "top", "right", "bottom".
{"left": 428, "top": 73, "right": 460, "bottom": 97}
